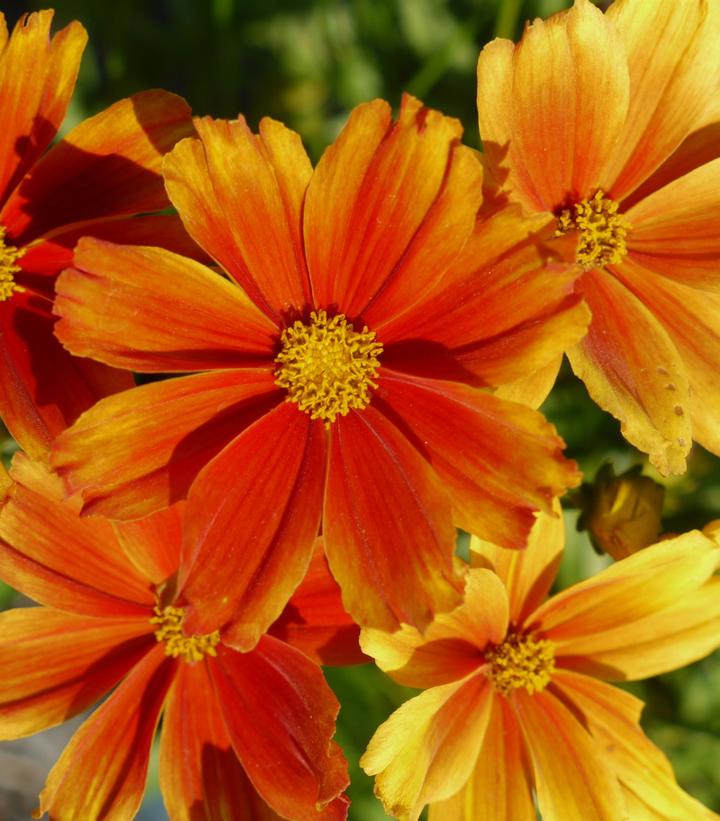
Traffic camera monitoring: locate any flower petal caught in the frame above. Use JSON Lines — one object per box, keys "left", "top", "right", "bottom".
{"left": 567, "top": 267, "right": 691, "bottom": 475}
{"left": 361, "top": 674, "right": 493, "bottom": 821}
{"left": 493, "top": 355, "right": 563, "bottom": 410}
{"left": 0, "top": 453, "right": 154, "bottom": 616}
{"left": 163, "top": 116, "right": 312, "bottom": 319}
{"left": 268, "top": 538, "right": 366, "bottom": 667}
{"left": 113, "top": 504, "right": 185, "bottom": 588}
{"left": 37, "top": 644, "right": 174, "bottom": 820}
{"left": 211, "top": 637, "right": 349, "bottom": 820}
{"left": 377, "top": 372, "right": 579, "bottom": 548}
{"left": 513, "top": 687, "right": 626, "bottom": 820}
{"left": 0, "top": 608, "right": 153, "bottom": 739}
{"left": 55, "top": 238, "right": 277, "bottom": 372}
{"left": 324, "top": 404, "right": 462, "bottom": 632}
{"left": 0, "top": 11, "right": 85, "bottom": 207}
{"left": 477, "top": 0, "right": 629, "bottom": 212}
{"left": 2, "top": 90, "right": 194, "bottom": 243}
{"left": 51, "top": 369, "right": 281, "bottom": 520}
{"left": 305, "top": 94, "right": 467, "bottom": 318}
{"left": 178, "top": 403, "right": 325, "bottom": 646}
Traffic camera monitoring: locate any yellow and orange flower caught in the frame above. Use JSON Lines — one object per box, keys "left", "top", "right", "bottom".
{"left": 477, "top": 0, "right": 720, "bottom": 474}
{"left": 0, "top": 454, "right": 356, "bottom": 819}
{"left": 51, "top": 94, "right": 588, "bottom": 638}
{"left": 361, "top": 509, "right": 720, "bottom": 820}
{"left": 0, "top": 10, "right": 198, "bottom": 458}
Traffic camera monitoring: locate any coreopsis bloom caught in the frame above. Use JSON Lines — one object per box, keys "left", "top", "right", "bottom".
{"left": 0, "top": 454, "right": 355, "bottom": 820}
{"left": 0, "top": 9, "right": 197, "bottom": 458}
{"left": 477, "top": 0, "right": 720, "bottom": 474}
{"left": 361, "top": 509, "right": 720, "bottom": 820}
{"left": 51, "top": 94, "right": 588, "bottom": 638}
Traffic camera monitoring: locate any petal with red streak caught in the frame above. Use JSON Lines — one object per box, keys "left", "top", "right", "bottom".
{"left": 324, "top": 405, "right": 462, "bottom": 633}
{"left": 113, "top": 504, "right": 185, "bottom": 588}
{"left": 38, "top": 645, "right": 175, "bottom": 820}
{"left": 54, "top": 238, "right": 277, "bottom": 372}
{"left": 0, "top": 608, "right": 153, "bottom": 739}
{"left": 180, "top": 403, "right": 325, "bottom": 646}
{"left": 51, "top": 369, "right": 281, "bottom": 520}
{"left": 210, "top": 638, "right": 349, "bottom": 820}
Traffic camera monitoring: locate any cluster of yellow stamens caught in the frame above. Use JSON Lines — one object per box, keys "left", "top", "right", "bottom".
{"left": 485, "top": 631, "right": 556, "bottom": 696}
{"left": 0, "top": 225, "right": 24, "bottom": 302}
{"left": 150, "top": 605, "right": 221, "bottom": 664}
{"left": 274, "top": 309, "right": 383, "bottom": 425}
{"left": 554, "top": 189, "right": 630, "bottom": 269}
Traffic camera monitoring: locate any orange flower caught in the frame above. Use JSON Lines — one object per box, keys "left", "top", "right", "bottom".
{"left": 360, "top": 509, "right": 720, "bottom": 820}
{"left": 51, "top": 94, "right": 588, "bottom": 638}
{"left": 477, "top": 0, "right": 720, "bottom": 474}
{"left": 0, "top": 454, "right": 355, "bottom": 819}
{"left": 0, "top": 10, "right": 198, "bottom": 458}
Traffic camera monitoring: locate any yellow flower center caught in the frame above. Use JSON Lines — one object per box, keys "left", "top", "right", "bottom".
{"left": 150, "top": 605, "right": 221, "bottom": 664}
{"left": 274, "top": 309, "right": 383, "bottom": 425}
{"left": 554, "top": 190, "right": 630, "bottom": 269}
{"left": 485, "top": 632, "right": 555, "bottom": 696}
{"left": 0, "top": 225, "right": 24, "bottom": 302}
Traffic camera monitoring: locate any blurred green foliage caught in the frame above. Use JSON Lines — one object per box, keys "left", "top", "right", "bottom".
{"left": 2, "top": 0, "right": 719, "bottom": 818}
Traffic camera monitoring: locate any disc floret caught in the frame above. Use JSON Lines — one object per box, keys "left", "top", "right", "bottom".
{"left": 0, "top": 226, "right": 24, "bottom": 302}
{"left": 485, "top": 631, "right": 556, "bottom": 696}
{"left": 151, "top": 605, "right": 221, "bottom": 664}
{"left": 555, "top": 190, "right": 630, "bottom": 269}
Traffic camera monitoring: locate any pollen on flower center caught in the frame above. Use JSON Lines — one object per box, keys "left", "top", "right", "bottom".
{"left": 274, "top": 309, "right": 383, "bottom": 425}
{"left": 150, "top": 605, "right": 221, "bottom": 664}
{"left": 554, "top": 190, "right": 630, "bottom": 269}
{"left": 0, "top": 225, "right": 24, "bottom": 302}
{"left": 485, "top": 631, "right": 555, "bottom": 696}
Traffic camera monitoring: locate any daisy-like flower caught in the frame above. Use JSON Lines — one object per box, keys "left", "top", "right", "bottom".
{"left": 51, "top": 94, "right": 588, "bottom": 639}
{"left": 0, "top": 454, "right": 356, "bottom": 820}
{"left": 360, "top": 509, "right": 720, "bottom": 820}
{"left": 0, "top": 9, "right": 197, "bottom": 458}
{"left": 477, "top": 0, "right": 720, "bottom": 474}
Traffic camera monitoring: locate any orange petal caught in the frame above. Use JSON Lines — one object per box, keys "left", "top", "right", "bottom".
{"left": 305, "top": 94, "right": 466, "bottom": 318}
{"left": 211, "top": 637, "right": 349, "bottom": 820}
{"left": 624, "top": 157, "right": 720, "bottom": 291}
{"left": 269, "top": 538, "right": 366, "bottom": 667}
{"left": 3, "top": 90, "right": 193, "bottom": 242}
{"left": 493, "top": 355, "right": 563, "bottom": 410}
{"left": 113, "top": 504, "right": 185, "bottom": 588}
{"left": 51, "top": 369, "right": 281, "bottom": 520}
{"left": 0, "top": 607, "right": 153, "bottom": 739}
{"left": 377, "top": 372, "right": 579, "bottom": 548}
{"left": 159, "top": 659, "right": 284, "bottom": 821}
{"left": 0, "top": 453, "right": 154, "bottom": 616}
{"left": 477, "top": 0, "right": 629, "bottom": 212}
{"left": 361, "top": 674, "right": 493, "bottom": 821}
{"left": 428, "top": 694, "right": 534, "bottom": 821}
{"left": 360, "top": 569, "right": 507, "bottom": 689}
{"left": 324, "top": 405, "right": 462, "bottom": 632}
{"left": 470, "top": 504, "right": 564, "bottom": 625}
{"left": 0, "top": 11, "right": 86, "bottom": 207}
{"left": 163, "top": 116, "right": 312, "bottom": 320}
{"left": 604, "top": 0, "right": 720, "bottom": 200}
{"left": 530, "top": 531, "right": 720, "bottom": 648}
{"left": 179, "top": 403, "right": 324, "bottom": 645}
{"left": 38, "top": 644, "right": 174, "bottom": 820}
{"left": 513, "top": 687, "right": 626, "bottom": 820}
{"left": 55, "top": 238, "right": 277, "bottom": 372}
{"left": 567, "top": 267, "right": 691, "bottom": 475}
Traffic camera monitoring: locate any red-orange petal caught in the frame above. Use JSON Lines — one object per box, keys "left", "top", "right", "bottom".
{"left": 113, "top": 504, "right": 185, "bottom": 588}
{"left": 179, "top": 403, "right": 324, "bottom": 646}
{"left": 51, "top": 369, "right": 282, "bottom": 520}
{"left": 324, "top": 405, "right": 463, "bottom": 632}
{"left": 163, "top": 116, "right": 312, "bottom": 320}
{"left": 0, "top": 453, "right": 154, "bottom": 616}
{"left": 55, "top": 238, "right": 277, "bottom": 372}
{"left": 2, "top": 90, "right": 194, "bottom": 243}
{"left": 211, "top": 637, "right": 349, "bottom": 820}
{"left": 269, "top": 538, "right": 366, "bottom": 667}
{"left": 305, "top": 95, "right": 468, "bottom": 318}
{"left": 0, "top": 11, "right": 86, "bottom": 207}
{"left": 37, "top": 645, "right": 175, "bottom": 820}
{"left": 377, "top": 372, "right": 579, "bottom": 548}
{"left": 0, "top": 608, "right": 153, "bottom": 740}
